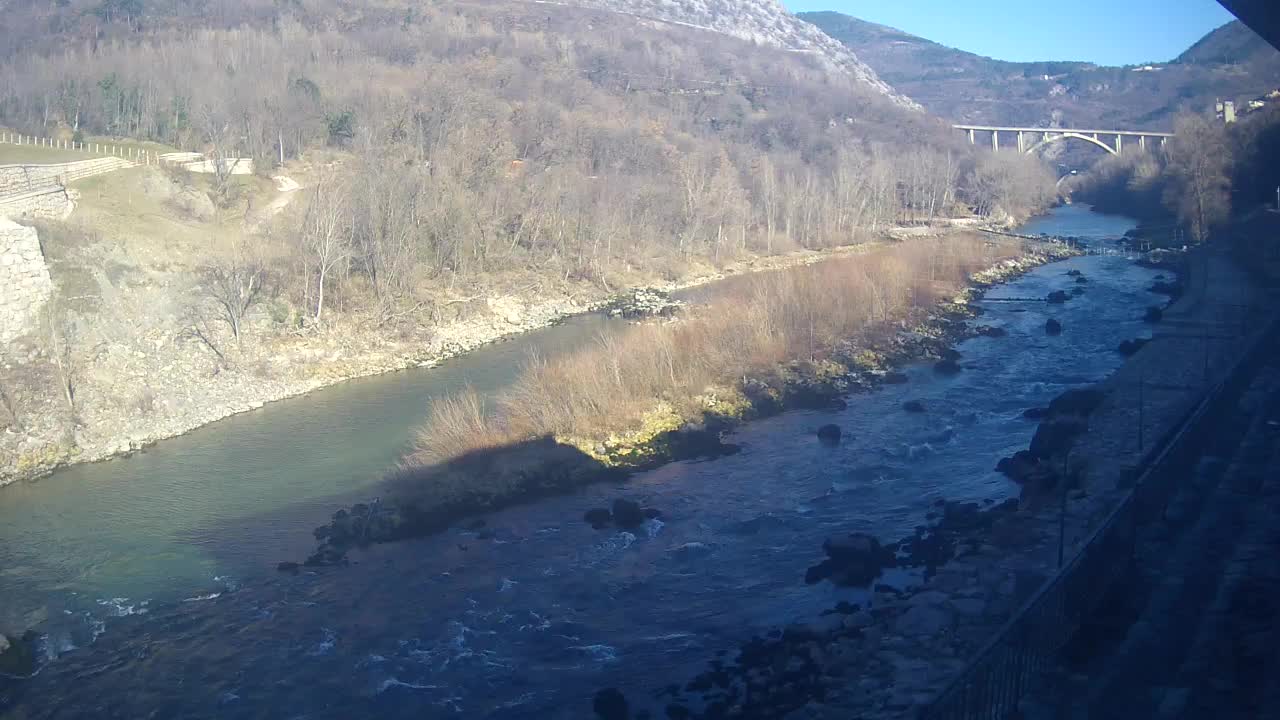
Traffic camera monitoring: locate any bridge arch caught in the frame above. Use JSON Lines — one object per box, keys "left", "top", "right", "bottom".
{"left": 1024, "top": 132, "right": 1118, "bottom": 156}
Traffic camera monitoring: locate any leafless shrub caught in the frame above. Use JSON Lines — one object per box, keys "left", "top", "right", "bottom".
{"left": 133, "top": 387, "right": 157, "bottom": 415}
{"left": 412, "top": 236, "right": 1019, "bottom": 463}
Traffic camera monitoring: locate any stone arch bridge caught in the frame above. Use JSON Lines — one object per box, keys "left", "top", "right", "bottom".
{"left": 954, "top": 125, "right": 1174, "bottom": 155}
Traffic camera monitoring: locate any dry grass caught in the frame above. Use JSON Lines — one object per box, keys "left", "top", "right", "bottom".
{"left": 409, "top": 234, "right": 1021, "bottom": 466}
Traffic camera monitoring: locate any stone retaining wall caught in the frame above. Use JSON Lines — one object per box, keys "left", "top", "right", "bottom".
{"left": 0, "top": 218, "right": 53, "bottom": 344}
{"left": 0, "top": 187, "right": 74, "bottom": 221}
{"left": 0, "top": 158, "right": 134, "bottom": 198}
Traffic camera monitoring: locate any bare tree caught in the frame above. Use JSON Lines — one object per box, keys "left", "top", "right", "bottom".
{"left": 196, "top": 105, "right": 246, "bottom": 207}
{"left": 44, "top": 304, "right": 78, "bottom": 416}
{"left": 201, "top": 248, "right": 268, "bottom": 343}
{"left": 0, "top": 380, "right": 21, "bottom": 431}
{"left": 1163, "top": 113, "right": 1232, "bottom": 243}
{"left": 297, "top": 171, "right": 352, "bottom": 324}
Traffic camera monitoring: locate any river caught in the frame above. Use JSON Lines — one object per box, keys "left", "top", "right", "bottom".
{"left": 0, "top": 205, "right": 1158, "bottom": 718}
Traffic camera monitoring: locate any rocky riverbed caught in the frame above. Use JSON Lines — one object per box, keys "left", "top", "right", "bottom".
{"left": 296, "top": 244, "right": 1080, "bottom": 569}
{"left": 585, "top": 250, "right": 1272, "bottom": 720}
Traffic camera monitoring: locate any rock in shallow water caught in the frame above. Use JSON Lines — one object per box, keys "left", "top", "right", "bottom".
{"left": 807, "top": 533, "right": 886, "bottom": 587}
{"left": 902, "top": 400, "right": 926, "bottom": 413}
{"left": 816, "top": 424, "right": 842, "bottom": 446}
{"left": 611, "top": 499, "right": 646, "bottom": 529}
{"left": 1118, "top": 338, "right": 1149, "bottom": 356}
{"left": 1045, "top": 318, "right": 1063, "bottom": 335}
{"left": 1047, "top": 290, "right": 1069, "bottom": 304}
{"left": 933, "top": 358, "right": 961, "bottom": 375}
{"left": 584, "top": 507, "right": 613, "bottom": 529}
{"left": 593, "top": 688, "right": 629, "bottom": 720}
{"left": 0, "top": 630, "right": 37, "bottom": 677}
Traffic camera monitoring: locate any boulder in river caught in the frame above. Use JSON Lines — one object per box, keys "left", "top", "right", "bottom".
{"left": 603, "top": 288, "right": 683, "bottom": 319}
{"left": 1045, "top": 318, "right": 1063, "bottom": 335}
{"left": 584, "top": 507, "right": 613, "bottom": 529}
{"left": 996, "top": 450, "right": 1039, "bottom": 483}
{"left": 0, "top": 630, "right": 37, "bottom": 677}
{"left": 1066, "top": 269, "right": 1083, "bottom": 277}
{"left": 807, "top": 532, "right": 887, "bottom": 587}
{"left": 611, "top": 499, "right": 646, "bottom": 529}
{"left": 976, "top": 325, "right": 1007, "bottom": 338}
{"left": 1030, "top": 418, "right": 1088, "bottom": 459}
{"left": 1075, "top": 275, "right": 1089, "bottom": 284}
{"left": 1118, "top": 338, "right": 1149, "bottom": 356}
{"left": 1047, "top": 290, "right": 1069, "bottom": 304}
{"left": 592, "top": 688, "right": 630, "bottom": 720}
{"left": 816, "top": 424, "right": 842, "bottom": 445}
{"left": 902, "top": 400, "right": 926, "bottom": 413}
{"left": 933, "top": 358, "right": 962, "bottom": 375}
{"left": 1047, "top": 388, "right": 1106, "bottom": 417}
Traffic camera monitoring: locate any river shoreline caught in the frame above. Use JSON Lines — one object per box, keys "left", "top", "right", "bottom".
{"left": 2, "top": 234, "right": 945, "bottom": 490}
{"left": 641, "top": 249, "right": 1276, "bottom": 720}
{"left": 300, "top": 241, "right": 1080, "bottom": 567}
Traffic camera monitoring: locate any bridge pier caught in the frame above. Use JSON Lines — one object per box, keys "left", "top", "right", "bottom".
{"left": 1017, "top": 131, "right": 1025, "bottom": 153}
{"left": 1116, "top": 134, "right": 1123, "bottom": 154}
{"left": 992, "top": 130, "right": 999, "bottom": 152}
{"left": 968, "top": 129, "right": 975, "bottom": 145}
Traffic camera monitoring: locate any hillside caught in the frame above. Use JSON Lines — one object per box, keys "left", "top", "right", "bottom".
{"left": 802, "top": 13, "right": 1280, "bottom": 130}
{"left": 552, "top": 0, "right": 918, "bottom": 108}
{"left": 0, "top": 0, "right": 1062, "bottom": 483}
{"left": 0, "top": 0, "right": 914, "bottom": 109}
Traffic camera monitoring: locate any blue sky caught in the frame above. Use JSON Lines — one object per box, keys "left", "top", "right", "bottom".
{"left": 785, "top": 0, "right": 1238, "bottom": 66}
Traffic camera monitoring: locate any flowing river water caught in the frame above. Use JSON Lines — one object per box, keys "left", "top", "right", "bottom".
{"left": 0, "top": 205, "right": 1160, "bottom": 718}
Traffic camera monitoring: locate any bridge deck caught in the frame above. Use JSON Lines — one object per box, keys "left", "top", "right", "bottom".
{"left": 953, "top": 124, "right": 1174, "bottom": 137}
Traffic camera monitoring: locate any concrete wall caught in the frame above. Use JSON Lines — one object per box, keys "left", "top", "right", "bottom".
{"left": 0, "top": 218, "right": 53, "bottom": 345}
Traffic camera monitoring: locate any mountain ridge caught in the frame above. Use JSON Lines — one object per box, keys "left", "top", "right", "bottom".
{"left": 802, "top": 13, "right": 1280, "bottom": 130}
{"left": 544, "top": 0, "right": 920, "bottom": 108}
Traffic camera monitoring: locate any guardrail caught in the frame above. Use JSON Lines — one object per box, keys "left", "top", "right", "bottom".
{"left": 919, "top": 302, "right": 1280, "bottom": 719}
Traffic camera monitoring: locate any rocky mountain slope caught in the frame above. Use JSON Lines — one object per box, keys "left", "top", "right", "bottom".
{"left": 536, "top": 0, "right": 919, "bottom": 108}
{"left": 802, "top": 13, "right": 1280, "bottom": 130}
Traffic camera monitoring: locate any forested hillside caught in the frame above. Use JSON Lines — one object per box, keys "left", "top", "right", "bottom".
{"left": 0, "top": 0, "right": 1061, "bottom": 293}
{"left": 804, "top": 13, "right": 1280, "bottom": 130}
{"left": 0, "top": 0, "right": 1058, "bottom": 483}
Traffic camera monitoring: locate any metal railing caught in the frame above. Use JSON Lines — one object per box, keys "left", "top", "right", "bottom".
{"left": 919, "top": 308, "right": 1280, "bottom": 719}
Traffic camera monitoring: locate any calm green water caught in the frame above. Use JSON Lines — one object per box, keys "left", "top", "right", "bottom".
{"left": 0, "top": 314, "right": 616, "bottom": 631}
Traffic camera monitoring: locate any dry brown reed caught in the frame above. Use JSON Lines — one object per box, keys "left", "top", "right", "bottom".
{"left": 410, "top": 234, "right": 1019, "bottom": 465}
